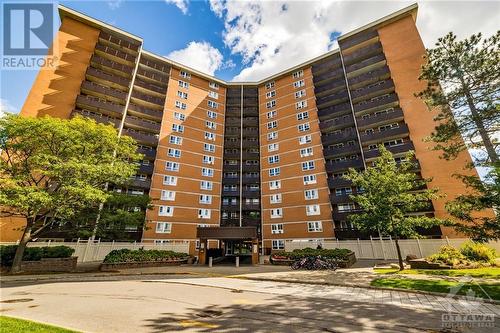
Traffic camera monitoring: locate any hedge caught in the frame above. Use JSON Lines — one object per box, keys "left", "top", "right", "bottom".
{"left": 271, "top": 248, "right": 352, "bottom": 261}
{"left": 103, "top": 248, "right": 189, "bottom": 263}
{"left": 0, "top": 245, "right": 75, "bottom": 267}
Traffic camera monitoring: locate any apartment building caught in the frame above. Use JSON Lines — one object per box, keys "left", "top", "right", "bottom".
{"left": 11, "top": 4, "right": 482, "bottom": 258}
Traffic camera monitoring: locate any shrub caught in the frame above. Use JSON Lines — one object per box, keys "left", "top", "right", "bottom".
{"left": 427, "top": 245, "right": 466, "bottom": 266}
{"left": 271, "top": 248, "right": 352, "bottom": 261}
{"left": 103, "top": 248, "right": 189, "bottom": 263}
{"left": 460, "top": 241, "right": 497, "bottom": 264}
{"left": 0, "top": 245, "right": 75, "bottom": 267}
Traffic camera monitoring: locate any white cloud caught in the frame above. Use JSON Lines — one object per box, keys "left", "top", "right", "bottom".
{"left": 167, "top": 41, "right": 224, "bottom": 76}
{"left": 165, "top": 0, "right": 189, "bottom": 15}
{"left": 0, "top": 98, "right": 17, "bottom": 117}
{"left": 209, "top": 1, "right": 500, "bottom": 81}
{"left": 107, "top": 0, "right": 123, "bottom": 10}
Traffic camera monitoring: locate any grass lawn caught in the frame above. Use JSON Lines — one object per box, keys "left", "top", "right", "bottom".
{"left": 374, "top": 267, "right": 500, "bottom": 279}
{"left": 371, "top": 277, "right": 500, "bottom": 300}
{"left": 0, "top": 316, "right": 80, "bottom": 333}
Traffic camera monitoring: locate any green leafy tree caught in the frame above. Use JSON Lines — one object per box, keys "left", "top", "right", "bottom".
{"left": 0, "top": 114, "right": 140, "bottom": 273}
{"left": 417, "top": 31, "right": 499, "bottom": 239}
{"left": 345, "top": 147, "right": 447, "bottom": 270}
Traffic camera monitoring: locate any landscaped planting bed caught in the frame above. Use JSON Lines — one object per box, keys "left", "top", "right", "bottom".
{"left": 100, "top": 248, "right": 190, "bottom": 271}
{"left": 270, "top": 248, "right": 356, "bottom": 268}
{"left": 0, "top": 245, "right": 77, "bottom": 273}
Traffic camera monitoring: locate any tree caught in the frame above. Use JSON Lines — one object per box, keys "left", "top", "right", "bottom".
{"left": 418, "top": 31, "right": 499, "bottom": 165}
{"left": 0, "top": 114, "right": 140, "bottom": 273}
{"left": 345, "top": 146, "right": 446, "bottom": 270}
{"left": 418, "top": 31, "right": 499, "bottom": 240}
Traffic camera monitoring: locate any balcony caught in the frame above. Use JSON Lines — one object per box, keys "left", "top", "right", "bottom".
{"left": 90, "top": 55, "right": 133, "bottom": 77}
{"left": 76, "top": 95, "right": 124, "bottom": 117}
{"left": 243, "top": 97, "right": 258, "bottom": 105}
{"left": 242, "top": 151, "right": 259, "bottom": 160}
{"left": 122, "top": 128, "right": 159, "bottom": 146}
{"left": 72, "top": 109, "right": 120, "bottom": 127}
{"left": 330, "top": 193, "right": 353, "bottom": 204}
{"left": 242, "top": 176, "right": 259, "bottom": 184}
{"left": 328, "top": 177, "right": 352, "bottom": 189}
{"left": 339, "top": 30, "right": 378, "bottom": 50}
{"left": 332, "top": 209, "right": 362, "bottom": 222}
{"left": 243, "top": 118, "right": 259, "bottom": 127}
{"left": 313, "top": 67, "right": 344, "bottom": 84}
{"left": 359, "top": 123, "right": 409, "bottom": 144}
{"left": 321, "top": 130, "right": 358, "bottom": 146}
{"left": 345, "top": 54, "right": 385, "bottom": 75}
{"left": 222, "top": 189, "right": 239, "bottom": 196}
{"left": 124, "top": 116, "right": 161, "bottom": 133}
{"left": 95, "top": 43, "right": 136, "bottom": 64}
{"left": 224, "top": 151, "right": 240, "bottom": 159}
{"left": 225, "top": 118, "right": 241, "bottom": 126}
{"left": 347, "top": 66, "right": 391, "bottom": 88}
{"left": 242, "top": 203, "right": 260, "bottom": 211}
{"left": 242, "top": 217, "right": 261, "bottom": 227}
{"left": 138, "top": 164, "right": 154, "bottom": 175}
{"left": 226, "top": 107, "right": 241, "bottom": 115}
{"left": 134, "top": 78, "right": 167, "bottom": 95}
{"left": 243, "top": 107, "right": 259, "bottom": 117}
{"left": 342, "top": 41, "right": 383, "bottom": 65}
{"left": 242, "top": 190, "right": 260, "bottom": 198}
{"left": 99, "top": 31, "right": 140, "bottom": 53}
{"left": 316, "top": 90, "right": 349, "bottom": 108}
{"left": 223, "top": 164, "right": 240, "bottom": 172}
{"left": 128, "top": 178, "right": 151, "bottom": 189}
{"left": 135, "top": 68, "right": 169, "bottom": 85}
{"left": 81, "top": 80, "right": 127, "bottom": 102}
{"left": 356, "top": 108, "right": 404, "bottom": 129}
{"left": 127, "top": 103, "right": 163, "bottom": 121}
{"left": 131, "top": 91, "right": 165, "bottom": 108}
{"left": 318, "top": 102, "right": 351, "bottom": 120}
{"left": 323, "top": 144, "right": 360, "bottom": 158}
{"left": 139, "top": 57, "right": 170, "bottom": 73}
{"left": 325, "top": 159, "right": 364, "bottom": 173}
{"left": 319, "top": 114, "right": 354, "bottom": 132}
{"left": 314, "top": 78, "right": 346, "bottom": 96}
{"left": 334, "top": 228, "right": 372, "bottom": 240}
{"left": 363, "top": 141, "right": 415, "bottom": 160}
{"left": 221, "top": 204, "right": 239, "bottom": 212}
{"left": 242, "top": 128, "right": 259, "bottom": 137}
{"left": 353, "top": 93, "right": 398, "bottom": 113}
{"left": 242, "top": 140, "right": 259, "bottom": 148}
{"left": 222, "top": 177, "right": 239, "bottom": 185}
{"left": 312, "top": 56, "right": 342, "bottom": 75}
{"left": 224, "top": 140, "right": 240, "bottom": 149}
{"left": 226, "top": 98, "right": 241, "bottom": 105}
{"left": 137, "top": 147, "right": 157, "bottom": 159}
{"left": 86, "top": 67, "right": 130, "bottom": 89}
{"left": 242, "top": 164, "right": 260, "bottom": 172}
{"left": 350, "top": 79, "right": 395, "bottom": 102}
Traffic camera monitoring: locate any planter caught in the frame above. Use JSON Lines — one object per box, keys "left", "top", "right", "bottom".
{"left": 270, "top": 252, "right": 357, "bottom": 268}
{"left": 409, "top": 259, "right": 451, "bottom": 270}
{"left": 19, "top": 257, "right": 77, "bottom": 273}
{"left": 100, "top": 258, "right": 189, "bottom": 271}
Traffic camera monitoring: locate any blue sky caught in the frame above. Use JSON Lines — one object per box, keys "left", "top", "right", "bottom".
{"left": 1, "top": 0, "right": 499, "bottom": 114}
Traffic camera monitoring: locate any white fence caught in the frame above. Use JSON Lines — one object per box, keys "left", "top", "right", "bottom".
{"left": 285, "top": 238, "right": 500, "bottom": 260}
{"left": 1, "top": 240, "right": 190, "bottom": 263}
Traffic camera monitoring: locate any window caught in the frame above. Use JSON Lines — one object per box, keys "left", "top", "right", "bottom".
{"left": 207, "top": 110, "right": 217, "bottom": 119}
{"left": 208, "top": 100, "right": 218, "bottom": 109}
{"left": 300, "top": 147, "right": 313, "bottom": 157}
{"left": 295, "top": 89, "right": 306, "bottom": 99}
{"left": 368, "top": 144, "right": 377, "bottom": 150}
{"left": 169, "top": 136, "right": 182, "bottom": 145}
{"left": 267, "top": 110, "right": 277, "bottom": 119}
{"left": 302, "top": 161, "right": 315, "bottom": 171}
{"left": 267, "top": 132, "right": 278, "bottom": 141}
{"left": 303, "top": 174, "right": 317, "bottom": 185}
{"left": 379, "top": 123, "right": 399, "bottom": 132}
{"left": 174, "top": 112, "right": 185, "bottom": 121}
{"left": 172, "top": 124, "right": 184, "bottom": 133}
{"left": 271, "top": 208, "right": 283, "bottom": 218}
{"left": 178, "top": 80, "right": 189, "bottom": 88}
{"left": 299, "top": 135, "right": 312, "bottom": 145}
{"left": 308, "top": 221, "right": 322, "bottom": 232}
{"left": 272, "top": 240, "right": 285, "bottom": 250}
{"left": 265, "top": 81, "right": 275, "bottom": 89}
{"left": 268, "top": 143, "right": 279, "bottom": 152}
{"left": 177, "top": 91, "right": 188, "bottom": 99}
{"left": 205, "top": 132, "right": 215, "bottom": 141}
{"left": 365, "top": 128, "right": 374, "bottom": 135}
{"left": 297, "top": 111, "right": 309, "bottom": 120}
{"left": 292, "top": 70, "right": 304, "bottom": 78}
{"left": 175, "top": 101, "right": 187, "bottom": 110}
{"left": 163, "top": 175, "right": 177, "bottom": 185}
{"left": 203, "top": 155, "right": 215, "bottom": 165}
{"left": 266, "top": 90, "right": 276, "bottom": 99}
{"left": 266, "top": 100, "right": 276, "bottom": 109}
{"left": 384, "top": 138, "right": 404, "bottom": 147}
{"left": 198, "top": 209, "right": 211, "bottom": 219}
{"left": 168, "top": 148, "right": 181, "bottom": 158}
{"left": 269, "top": 180, "right": 281, "bottom": 190}
{"left": 306, "top": 204, "right": 321, "bottom": 216}
{"left": 267, "top": 120, "right": 278, "bottom": 129}
{"left": 161, "top": 190, "right": 175, "bottom": 201}
{"left": 180, "top": 70, "right": 191, "bottom": 79}
{"left": 268, "top": 155, "right": 280, "bottom": 164}
{"left": 204, "top": 143, "right": 215, "bottom": 153}
{"left": 199, "top": 194, "right": 212, "bottom": 204}
{"left": 208, "top": 91, "right": 218, "bottom": 99}
{"left": 298, "top": 123, "right": 310, "bottom": 132}
{"left": 209, "top": 82, "right": 219, "bottom": 89}
{"left": 335, "top": 187, "right": 352, "bottom": 196}
{"left": 269, "top": 167, "right": 280, "bottom": 177}
{"left": 293, "top": 79, "right": 305, "bottom": 88}
{"left": 305, "top": 189, "right": 319, "bottom": 200}
{"left": 271, "top": 223, "right": 284, "bottom": 234}
{"left": 338, "top": 203, "right": 356, "bottom": 212}
{"left": 202, "top": 168, "right": 214, "bottom": 177}
{"left": 296, "top": 100, "right": 307, "bottom": 109}
{"left": 159, "top": 206, "right": 174, "bottom": 216}
{"left": 206, "top": 121, "right": 216, "bottom": 130}
{"left": 270, "top": 193, "right": 282, "bottom": 204}
{"left": 156, "top": 222, "right": 172, "bottom": 233}
{"left": 201, "top": 181, "right": 213, "bottom": 190}
{"left": 165, "top": 161, "right": 180, "bottom": 172}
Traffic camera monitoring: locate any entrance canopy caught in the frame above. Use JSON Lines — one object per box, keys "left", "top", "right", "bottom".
{"left": 196, "top": 226, "right": 257, "bottom": 240}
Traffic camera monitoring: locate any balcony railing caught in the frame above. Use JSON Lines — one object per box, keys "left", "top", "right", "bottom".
{"left": 242, "top": 203, "right": 260, "bottom": 211}
{"left": 312, "top": 56, "right": 342, "bottom": 74}
{"left": 131, "top": 91, "right": 165, "bottom": 107}
{"left": 223, "top": 164, "right": 240, "bottom": 172}
{"left": 318, "top": 102, "right": 352, "bottom": 120}
{"left": 242, "top": 176, "right": 260, "bottom": 184}
{"left": 137, "top": 147, "right": 157, "bottom": 159}
{"left": 135, "top": 68, "right": 169, "bottom": 85}
{"left": 90, "top": 55, "right": 134, "bottom": 76}
{"left": 243, "top": 107, "right": 259, "bottom": 116}
{"left": 221, "top": 204, "right": 239, "bottom": 212}
{"left": 122, "top": 128, "right": 159, "bottom": 146}
{"left": 242, "top": 217, "right": 261, "bottom": 227}
{"left": 328, "top": 177, "right": 352, "bottom": 189}
{"left": 224, "top": 141, "right": 240, "bottom": 148}
{"left": 323, "top": 144, "right": 360, "bottom": 158}
{"left": 72, "top": 109, "right": 120, "bottom": 127}
{"left": 222, "top": 189, "right": 239, "bottom": 196}
{"left": 99, "top": 31, "right": 140, "bottom": 53}
{"left": 342, "top": 41, "right": 383, "bottom": 65}
{"left": 95, "top": 43, "right": 136, "bottom": 63}
{"left": 314, "top": 78, "right": 346, "bottom": 96}
{"left": 124, "top": 116, "right": 161, "bottom": 133}
{"left": 325, "top": 159, "right": 364, "bottom": 172}
{"left": 321, "top": 130, "right": 358, "bottom": 146}
{"left": 138, "top": 164, "right": 154, "bottom": 174}
{"left": 330, "top": 193, "right": 353, "bottom": 204}
{"left": 339, "top": 30, "right": 378, "bottom": 50}
{"left": 226, "top": 98, "right": 241, "bottom": 105}
{"left": 353, "top": 93, "right": 398, "bottom": 113}
{"left": 243, "top": 118, "right": 259, "bottom": 126}
{"left": 345, "top": 54, "right": 385, "bottom": 74}
{"left": 81, "top": 80, "right": 127, "bottom": 101}
{"left": 86, "top": 67, "right": 130, "bottom": 88}
{"left": 242, "top": 190, "right": 260, "bottom": 198}
{"left": 225, "top": 118, "right": 241, "bottom": 126}
{"left": 76, "top": 95, "right": 124, "bottom": 116}
{"left": 319, "top": 114, "right": 354, "bottom": 132}
{"left": 134, "top": 78, "right": 167, "bottom": 95}
{"left": 347, "top": 66, "right": 390, "bottom": 88}
{"left": 242, "top": 151, "right": 259, "bottom": 160}
{"left": 242, "top": 140, "right": 259, "bottom": 148}
{"left": 363, "top": 141, "right": 415, "bottom": 159}
{"left": 316, "top": 90, "right": 349, "bottom": 108}
{"left": 128, "top": 178, "right": 152, "bottom": 189}
{"left": 242, "top": 128, "right": 259, "bottom": 137}
{"left": 127, "top": 103, "right": 163, "bottom": 121}
{"left": 313, "top": 67, "right": 344, "bottom": 83}
{"left": 139, "top": 57, "right": 171, "bottom": 73}
{"left": 223, "top": 151, "right": 240, "bottom": 159}
{"left": 222, "top": 177, "right": 239, "bottom": 185}
{"left": 356, "top": 108, "right": 404, "bottom": 129}
{"left": 359, "top": 123, "right": 410, "bottom": 144}
{"left": 350, "top": 79, "right": 394, "bottom": 101}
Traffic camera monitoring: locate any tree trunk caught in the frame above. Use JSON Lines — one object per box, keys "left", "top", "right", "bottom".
{"left": 10, "top": 219, "right": 34, "bottom": 274}
{"left": 394, "top": 238, "right": 404, "bottom": 271}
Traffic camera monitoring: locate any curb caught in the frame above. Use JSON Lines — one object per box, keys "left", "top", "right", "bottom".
{"left": 230, "top": 276, "right": 500, "bottom": 306}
